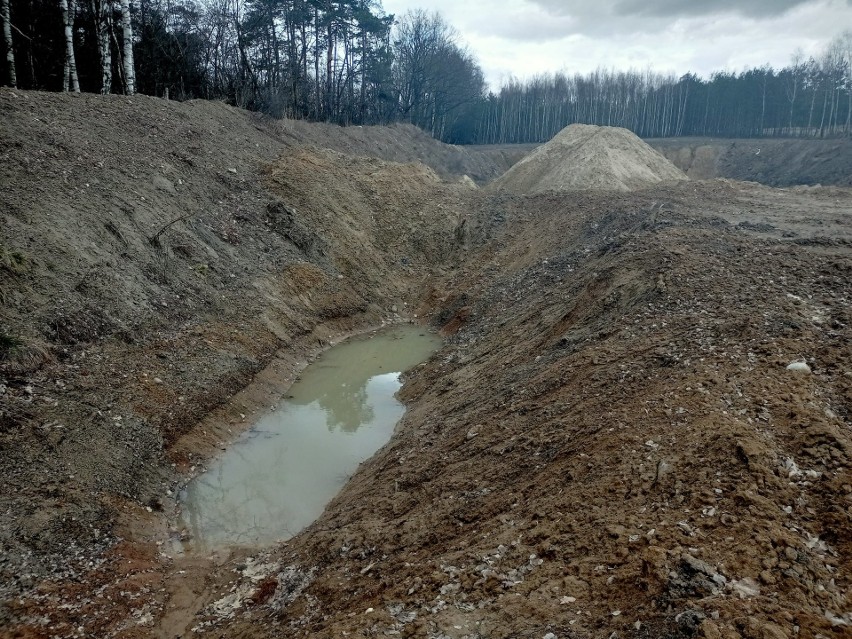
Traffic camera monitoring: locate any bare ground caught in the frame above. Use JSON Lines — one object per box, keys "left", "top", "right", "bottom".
{"left": 649, "top": 137, "right": 852, "bottom": 188}
{"left": 1, "top": 90, "right": 850, "bottom": 639}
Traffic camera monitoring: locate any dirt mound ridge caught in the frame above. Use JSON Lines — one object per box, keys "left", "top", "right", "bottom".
{"left": 277, "top": 121, "right": 508, "bottom": 184}
{"left": 492, "top": 123, "right": 687, "bottom": 194}
{"left": 650, "top": 136, "right": 852, "bottom": 187}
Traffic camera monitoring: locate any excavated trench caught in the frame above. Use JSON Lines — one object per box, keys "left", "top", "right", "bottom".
{"left": 1, "top": 93, "right": 851, "bottom": 639}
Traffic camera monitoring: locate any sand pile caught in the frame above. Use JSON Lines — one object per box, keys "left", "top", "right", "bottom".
{"left": 493, "top": 123, "right": 687, "bottom": 194}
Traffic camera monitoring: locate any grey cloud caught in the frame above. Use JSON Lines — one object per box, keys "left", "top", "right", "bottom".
{"left": 614, "top": 0, "right": 814, "bottom": 18}
{"left": 500, "top": 0, "right": 844, "bottom": 40}
{"left": 469, "top": 11, "right": 579, "bottom": 43}
{"left": 529, "top": 0, "right": 834, "bottom": 20}
{"left": 468, "top": 0, "right": 852, "bottom": 42}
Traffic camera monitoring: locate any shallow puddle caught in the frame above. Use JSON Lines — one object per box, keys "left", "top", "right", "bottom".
{"left": 178, "top": 324, "right": 441, "bottom": 551}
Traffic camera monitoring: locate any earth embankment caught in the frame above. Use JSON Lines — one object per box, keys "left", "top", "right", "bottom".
{"left": 649, "top": 137, "right": 852, "bottom": 187}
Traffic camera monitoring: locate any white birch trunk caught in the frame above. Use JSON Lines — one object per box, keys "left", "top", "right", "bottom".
{"left": 119, "top": 0, "right": 134, "bottom": 95}
{"left": 2, "top": 0, "right": 17, "bottom": 87}
{"left": 59, "top": 0, "right": 79, "bottom": 92}
{"left": 95, "top": 0, "right": 112, "bottom": 93}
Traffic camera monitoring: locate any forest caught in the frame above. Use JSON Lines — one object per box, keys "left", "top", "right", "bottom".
{"left": 1, "top": 0, "right": 851, "bottom": 144}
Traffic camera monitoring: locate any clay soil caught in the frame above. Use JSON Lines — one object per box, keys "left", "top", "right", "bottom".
{"left": 1, "top": 90, "right": 851, "bottom": 639}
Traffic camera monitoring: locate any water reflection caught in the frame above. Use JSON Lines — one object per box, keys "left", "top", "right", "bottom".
{"left": 292, "top": 334, "right": 428, "bottom": 432}
{"left": 179, "top": 325, "right": 441, "bottom": 550}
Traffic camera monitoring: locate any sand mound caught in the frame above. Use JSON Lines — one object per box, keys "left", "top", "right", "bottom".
{"left": 493, "top": 123, "right": 687, "bottom": 194}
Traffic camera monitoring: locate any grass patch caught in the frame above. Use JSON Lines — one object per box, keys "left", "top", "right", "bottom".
{"left": 0, "top": 332, "right": 22, "bottom": 353}
{"left": 0, "top": 332, "right": 54, "bottom": 374}
{"left": 0, "top": 244, "right": 31, "bottom": 276}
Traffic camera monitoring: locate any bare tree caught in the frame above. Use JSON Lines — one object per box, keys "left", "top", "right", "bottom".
{"left": 119, "top": 0, "right": 135, "bottom": 94}
{"left": 59, "top": 0, "right": 80, "bottom": 91}
{"left": 834, "top": 30, "right": 852, "bottom": 136}
{"left": 392, "top": 10, "right": 484, "bottom": 139}
{"left": 786, "top": 48, "right": 804, "bottom": 133}
{"left": 1, "top": 0, "right": 14, "bottom": 87}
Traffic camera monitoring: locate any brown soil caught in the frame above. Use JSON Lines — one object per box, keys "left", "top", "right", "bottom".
{"left": 1, "top": 90, "right": 851, "bottom": 639}
{"left": 491, "top": 125, "right": 686, "bottom": 194}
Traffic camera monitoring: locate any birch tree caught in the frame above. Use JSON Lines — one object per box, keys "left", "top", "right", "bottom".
{"left": 2, "top": 0, "right": 15, "bottom": 86}
{"left": 91, "top": 0, "right": 112, "bottom": 93}
{"left": 59, "top": 0, "right": 79, "bottom": 92}
{"left": 786, "top": 49, "right": 804, "bottom": 133}
{"left": 119, "top": 0, "right": 134, "bottom": 94}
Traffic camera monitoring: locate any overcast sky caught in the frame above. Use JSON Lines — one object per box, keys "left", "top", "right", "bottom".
{"left": 381, "top": 0, "right": 852, "bottom": 89}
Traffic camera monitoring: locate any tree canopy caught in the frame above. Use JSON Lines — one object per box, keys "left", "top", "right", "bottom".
{"left": 0, "top": 0, "right": 850, "bottom": 143}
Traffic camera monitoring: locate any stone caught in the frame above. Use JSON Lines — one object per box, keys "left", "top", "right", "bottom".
{"left": 700, "top": 620, "right": 723, "bottom": 639}
{"left": 152, "top": 175, "right": 176, "bottom": 194}
{"left": 785, "top": 361, "right": 811, "bottom": 373}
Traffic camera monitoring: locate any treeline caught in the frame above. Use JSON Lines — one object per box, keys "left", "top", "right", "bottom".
{"left": 474, "top": 35, "right": 852, "bottom": 143}
{"left": 0, "top": 0, "right": 484, "bottom": 140}
{"left": 1, "top": 0, "right": 850, "bottom": 143}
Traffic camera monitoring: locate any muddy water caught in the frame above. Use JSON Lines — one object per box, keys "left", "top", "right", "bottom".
{"left": 178, "top": 324, "right": 441, "bottom": 551}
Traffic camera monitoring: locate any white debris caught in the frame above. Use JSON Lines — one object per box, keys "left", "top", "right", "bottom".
{"left": 825, "top": 611, "right": 851, "bottom": 626}
{"left": 729, "top": 577, "right": 760, "bottom": 598}
{"left": 786, "top": 360, "right": 811, "bottom": 373}
{"left": 806, "top": 534, "right": 829, "bottom": 553}
{"left": 783, "top": 457, "right": 802, "bottom": 477}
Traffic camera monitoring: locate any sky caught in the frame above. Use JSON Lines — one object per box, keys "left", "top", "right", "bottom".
{"left": 380, "top": 0, "right": 852, "bottom": 89}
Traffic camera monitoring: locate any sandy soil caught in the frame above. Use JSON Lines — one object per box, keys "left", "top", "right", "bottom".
{"left": 493, "top": 124, "right": 686, "bottom": 194}
{"left": 1, "top": 90, "right": 850, "bottom": 639}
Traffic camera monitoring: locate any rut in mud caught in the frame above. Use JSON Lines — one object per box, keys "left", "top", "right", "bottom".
{"left": 1, "top": 90, "right": 851, "bottom": 639}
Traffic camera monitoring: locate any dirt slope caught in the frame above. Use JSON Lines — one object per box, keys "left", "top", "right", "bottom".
{"left": 2, "top": 91, "right": 851, "bottom": 639}
{"left": 492, "top": 124, "right": 687, "bottom": 194}
{"left": 0, "top": 88, "right": 474, "bottom": 610}
{"left": 649, "top": 137, "right": 852, "bottom": 187}
{"left": 276, "top": 120, "right": 506, "bottom": 185}
{"left": 190, "top": 181, "right": 850, "bottom": 639}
